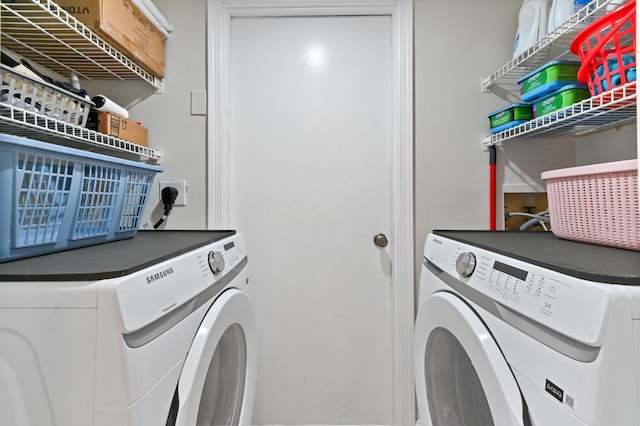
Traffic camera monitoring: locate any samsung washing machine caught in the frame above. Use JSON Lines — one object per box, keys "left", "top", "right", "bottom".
{"left": 0, "top": 230, "right": 257, "bottom": 426}
{"left": 415, "top": 230, "right": 640, "bottom": 426}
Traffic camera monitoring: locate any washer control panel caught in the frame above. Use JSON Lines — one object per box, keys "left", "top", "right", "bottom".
{"left": 117, "top": 234, "right": 247, "bottom": 334}
{"left": 475, "top": 256, "right": 559, "bottom": 317}
{"left": 425, "top": 234, "right": 610, "bottom": 346}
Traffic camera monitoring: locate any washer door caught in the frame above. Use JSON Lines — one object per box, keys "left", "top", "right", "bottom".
{"left": 170, "top": 289, "right": 257, "bottom": 426}
{"left": 414, "top": 291, "right": 527, "bottom": 426}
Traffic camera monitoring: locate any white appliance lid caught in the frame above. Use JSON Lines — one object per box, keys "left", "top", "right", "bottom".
{"left": 433, "top": 230, "right": 640, "bottom": 285}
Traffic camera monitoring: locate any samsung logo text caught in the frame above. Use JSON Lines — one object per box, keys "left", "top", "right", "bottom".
{"left": 146, "top": 268, "right": 174, "bottom": 283}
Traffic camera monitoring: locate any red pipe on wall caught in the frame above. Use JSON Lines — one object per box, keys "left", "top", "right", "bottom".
{"left": 489, "top": 146, "right": 497, "bottom": 230}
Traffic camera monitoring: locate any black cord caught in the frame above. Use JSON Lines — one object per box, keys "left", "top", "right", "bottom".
{"left": 153, "top": 187, "right": 179, "bottom": 229}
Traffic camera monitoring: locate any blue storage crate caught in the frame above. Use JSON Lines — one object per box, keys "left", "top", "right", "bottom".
{"left": 0, "top": 133, "right": 162, "bottom": 262}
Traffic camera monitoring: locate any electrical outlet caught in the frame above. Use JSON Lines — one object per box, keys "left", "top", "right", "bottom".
{"left": 159, "top": 180, "right": 187, "bottom": 206}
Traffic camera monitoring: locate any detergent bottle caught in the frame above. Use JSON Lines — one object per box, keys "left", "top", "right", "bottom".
{"left": 547, "top": 0, "right": 594, "bottom": 34}
{"left": 606, "top": 0, "right": 631, "bottom": 11}
{"left": 513, "top": 0, "right": 551, "bottom": 59}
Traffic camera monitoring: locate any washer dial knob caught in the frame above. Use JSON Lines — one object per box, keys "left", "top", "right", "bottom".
{"left": 456, "top": 252, "right": 476, "bottom": 278}
{"left": 208, "top": 251, "right": 225, "bottom": 275}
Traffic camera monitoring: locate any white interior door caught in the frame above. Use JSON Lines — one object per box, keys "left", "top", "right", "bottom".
{"left": 228, "top": 15, "right": 392, "bottom": 425}
{"left": 208, "top": 1, "right": 414, "bottom": 424}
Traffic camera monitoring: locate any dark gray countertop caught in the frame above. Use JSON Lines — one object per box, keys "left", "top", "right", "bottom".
{"left": 0, "top": 230, "right": 236, "bottom": 281}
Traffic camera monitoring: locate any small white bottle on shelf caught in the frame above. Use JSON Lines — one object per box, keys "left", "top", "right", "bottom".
{"left": 547, "top": 0, "right": 594, "bottom": 34}
{"left": 513, "top": 0, "right": 551, "bottom": 59}
{"left": 606, "top": 0, "right": 631, "bottom": 11}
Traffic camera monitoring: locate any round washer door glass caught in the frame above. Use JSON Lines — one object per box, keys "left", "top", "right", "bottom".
{"left": 173, "top": 289, "right": 257, "bottom": 426}
{"left": 414, "top": 292, "right": 527, "bottom": 426}
{"left": 197, "top": 323, "right": 247, "bottom": 425}
{"left": 425, "top": 327, "right": 492, "bottom": 425}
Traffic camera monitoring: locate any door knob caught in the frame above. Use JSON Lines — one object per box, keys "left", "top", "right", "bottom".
{"left": 374, "top": 233, "right": 388, "bottom": 248}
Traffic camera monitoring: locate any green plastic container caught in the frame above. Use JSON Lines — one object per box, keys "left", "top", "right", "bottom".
{"left": 518, "top": 61, "right": 581, "bottom": 102}
{"left": 532, "top": 84, "right": 590, "bottom": 118}
{"left": 488, "top": 103, "right": 533, "bottom": 134}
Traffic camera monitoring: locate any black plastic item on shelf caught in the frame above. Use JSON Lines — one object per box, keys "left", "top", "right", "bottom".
{"left": 6, "top": 56, "right": 88, "bottom": 99}
{"left": 19, "top": 59, "right": 87, "bottom": 97}
{"left": 85, "top": 111, "right": 99, "bottom": 132}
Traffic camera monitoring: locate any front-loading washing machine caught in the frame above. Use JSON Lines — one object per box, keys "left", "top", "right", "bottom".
{"left": 414, "top": 230, "right": 640, "bottom": 426}
{"left": 0, "top": 230, "right": 257, "bottom": 426}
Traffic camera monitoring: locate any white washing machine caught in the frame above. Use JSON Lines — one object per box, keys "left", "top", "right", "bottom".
{"left": 414, "top": 230, "right": 640, "bottom": 426}
{"left": 0, "top": 230, "right": 257, "bottom": 426}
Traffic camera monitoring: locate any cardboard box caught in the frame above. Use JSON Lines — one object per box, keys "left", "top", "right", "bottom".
{"left": 97, "top": 112, "right": 148, "bottom": 147}
{"left": 57, "top": 0, "right": 165, "bottom": 79}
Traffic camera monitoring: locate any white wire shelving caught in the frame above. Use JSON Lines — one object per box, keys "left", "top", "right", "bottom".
{"left": 1, "top": 0, "right": 164, "bottom": 164}
{"left": 482, "top": 0, "right": 637, "bottom": 147}
{"left": 1, "top": 0, "right": 163, "bottom": 91}
{"left": 0, "top": 104, "right": 163, "bottom": 163}
{"left": 484, "top": 82, "right": 637, "bottom": 147}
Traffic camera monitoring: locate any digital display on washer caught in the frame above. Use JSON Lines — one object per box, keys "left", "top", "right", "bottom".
{"left": 224, "top": 242, "right": 235, "bottom": 251}
{"left": 493, "top": 261, "right": 528, "bottom": 281}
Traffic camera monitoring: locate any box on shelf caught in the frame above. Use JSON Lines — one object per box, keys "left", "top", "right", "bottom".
{"left": 487, "top": 103, "right": 533, "bottom": 134}
{"left": 532, "top": 84, "right": 590, "bottom": 117}
{"left": 56, "top": 0, "right": 165, "bottom": 79}
{"left": 0, "top": 133, "right": 162, "bottom": 262}
{"left": 542, "top": 159, "right": 639, "bottom": 251}
{"left": 518, "top": 61, "right": 582, "bottom": 102}
{"left": 96, "top": 112, "right": 148, "bottom": 147}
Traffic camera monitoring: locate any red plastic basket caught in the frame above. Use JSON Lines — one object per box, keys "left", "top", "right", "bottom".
{"left": 570, "top": 0, "right": 636, "bottom": 96}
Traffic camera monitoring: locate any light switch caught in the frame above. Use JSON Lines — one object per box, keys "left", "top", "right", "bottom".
{"left": 190, "top": 90, "right": 207, "bottom": 116}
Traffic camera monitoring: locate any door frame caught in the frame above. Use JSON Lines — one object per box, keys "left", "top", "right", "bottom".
{"left": 205, "top": 1, "right": 414, "bottom": 424}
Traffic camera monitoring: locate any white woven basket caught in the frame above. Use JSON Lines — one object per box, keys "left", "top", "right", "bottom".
{"left": 1, "top": 64, "right": 93, "bottom": 127}
{"left": 542, "top": 159, "right": 639, "bottom": 251}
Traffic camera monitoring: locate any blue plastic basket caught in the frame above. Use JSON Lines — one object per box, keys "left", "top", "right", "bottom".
{"left": 0, "top": 133, "right": 162, "bottom": 262}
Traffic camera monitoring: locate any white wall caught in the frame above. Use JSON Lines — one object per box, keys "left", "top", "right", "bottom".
{"left": 414, "top": 0, "right": 574, "bottom": 271}
{"left": 95, "top": 0, "right": 632, "bottom": 249}
{"left": 413, "top": 0, "right": 636, "bottom": 283}
{"left": 576, "top": 124, "right": 637, "bottom": 165}
{"left": 90, "top": 1, "right": 637, "bottom": 255}
{"left": 82, "top": 0, "right": 209, "bottom": 229}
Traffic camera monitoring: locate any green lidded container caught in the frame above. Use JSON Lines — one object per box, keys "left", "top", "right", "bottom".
{"left": 518, "top": 60, "right": 582, "bottom": 103}
{"left": 488, "top": 103, "right": 533, "bottom": 134}
{"left": 532, "top": 84, "right": 590, "bottom": 118}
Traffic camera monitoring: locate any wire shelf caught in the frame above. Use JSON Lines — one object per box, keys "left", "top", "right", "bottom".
{"left": 0, "top": 104, "right": 162, "bottom": 163}
{"left": 482, "top": 0, "right": 618, "bottom": 92}
{"left": 484, "top": 82, "right": 637, "bottom": 147}
{"left": 1, "top": 0, "right": 163, "bottom": 91}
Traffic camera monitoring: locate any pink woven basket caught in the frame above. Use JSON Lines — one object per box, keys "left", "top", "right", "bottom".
{"left": 542, "top": 160, "right": 639, "bottom": 251}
